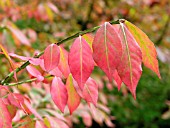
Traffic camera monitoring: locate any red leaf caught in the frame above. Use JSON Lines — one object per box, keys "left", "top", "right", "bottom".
{"left": 43, "top": 44, "right": 60, "bottom": 72}
{"left": 92, "top": 22, "right": 122, "bottom": 81}
{"left": 58, "top": 46, "right": 70, "bottom": 78}
{"left": 116, "top": 23, "right": 142, "bottom": 99}
{"left": 125, "top": 20, "right": 161, "bottom": 78}
{"left": 66, "top": 74, "right": 81, "bottom": 114}
{"left": 83, "top": 77, "right": 98, "bottom": 106}
{"left": 113, "top": 70, "right": 122, "bottom": 90}
{"left": 50, "top": 77, "right": 68, "bottom": 113}
{"left": 0, "top": 99, "right": 12, "bottom": 128}
{"left": 26, "top": 65, "right": 44, "bottom": 82}
{"left": 69, "top": 36, "right": 94, "bottom": 90}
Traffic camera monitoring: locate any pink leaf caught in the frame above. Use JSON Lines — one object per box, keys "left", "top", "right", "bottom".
{"left": 9, "top": 53, "right": 42, "bottom": 65}
{"left": 82, "top": 111, "right": 92, "bottom": 127}
{"left": 8, "top": 93, "right": 31, "bottom": 114}
{"left": 43, "top": 44, "right": 60, "bottom": 72}
{"left": 26, "top": 65, "right": 44, "bottom": 82}
{"left": 50, "top": 77, "right": 68, "bottom": 113}
{"left": 113, "top": 70, "right": 122, "bottom": 90}
{"left": 24, "top": 100, "right": 43, "bottom": 120}
{"left": 83, "top": 77, "right": 98, "bottom": 106}
{"left": 66, "top": 74, "right": 81, "bottom": 114}
{"left": 0, "top": 99, "right": 12, "bottom": 128}
{"left": 116, "top": 23, "right": 142, "bottom": 99}
{"left": 49, "top": 67, "right": 63, "bottom": 78}
{"left": 58, "top": 46, "right": 70, "bottom": 78}
{"left": 92, "top": 22, "right": 122, "bottom": 81}
{"left": 8, "top": 26, "right": 30, "bottom": 46}
{"left": 69, "top": 36, "right": 94, "bottom": 90}
{"left": 44, "top": 116, "right": 69, "bottom": 128}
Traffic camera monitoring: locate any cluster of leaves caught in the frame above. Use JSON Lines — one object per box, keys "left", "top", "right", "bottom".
{"left": 0, "top": 0, "right": 166, "bottom": 127}
{"left": 0, "top": 19, "right": 160, "bottom": 127}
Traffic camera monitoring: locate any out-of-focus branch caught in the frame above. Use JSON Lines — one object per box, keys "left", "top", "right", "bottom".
{"left": 3, "top": 75, "right": 53, "bottom": 86}
{"left": 155, "top": 16, "right": 170, "bottom": 45}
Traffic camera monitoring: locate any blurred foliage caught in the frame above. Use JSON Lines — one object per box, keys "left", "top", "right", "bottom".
{"left": 104, "top": 62, "right": 170, "bottom": 128}
{"left": 0, "top": 0, "right": 170, "bottom": 127}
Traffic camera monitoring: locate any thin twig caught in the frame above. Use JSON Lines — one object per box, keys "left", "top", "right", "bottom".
{"left": 0, "top": 19, "right": 119, "bottom": 85}
{"left": 3, "top": 75, "right": 53, "bottom": 86}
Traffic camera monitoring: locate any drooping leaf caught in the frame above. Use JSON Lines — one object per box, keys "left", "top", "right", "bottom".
{"left": 83, "top": 77, "right": 98, "bottom": 106}
{"left": 8, "top": 93, "right": 31, "bottom": 114}
{"left": 43, "top": 44, "right": 60, "bottom": 72}
{"left": 0, "top": 98, "right": 12, "bottom": 128}
{"left": 26, "top": 65, "right": 44, "bottom": 82}
{"left": 68, "top": 36, "right": 94, "bottom": 90}
{"left": 66, "top": 74, "right": 81, "bottom": 114}
{"left": 125, "top": 20, "right": 161, "bottom": 78}
{"left": 92, "top": 22, "right": 122, "bottom": 81}
{"left": 58, "top": 46, "right": 70, "bottom": 78}
{"left": 0, "top": 44, "right": 15, "bottom": 70}
{"left": 50, "top": 77, "right": 68, "bottom": 113}
{"left": 116, "top": 23, "right": 142, "bottom": 99}
{"left": 81, "top": 111, "right": 92, "bottom": 127}
{"left": 112, "top": 70, "right": 122, "bottom": 90}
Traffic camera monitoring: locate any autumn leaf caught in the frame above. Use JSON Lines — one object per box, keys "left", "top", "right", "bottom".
{"left": 43, "top": 44, "right": 60, "bottom": 72}
{"left": 82, "top": 33, "right": 94, "bottom": 50}
{"left": 8, "top": 93, "right": 31, "bottom": 114}
{"left": 69, "top": 36, "right": 94, "bottom": 90}
{"left": 115, "top": 23, "right": 142, "bottom": 99}
{"left": 7, "top": 25, "right": 30, "bottom": 46}
{"left": 125, "top": 20, "right": 161, "bottom": 78}
{"left": 66, "top": 74, "right": 81, "bottom": 114}
{"left": 92, "top": 22, "right": 122, "bottom": 81}
{"left": 112, "top": 70, "right": 122, "bottom": 90}
{"left": 0, "top": 44, "right": 15, "bottom": 71}
{"left": 0, "top": 98, "right": 12, "bottom": 128}
{"left": 58, "top": 46, "right": 70, "bottom": 78}
{"left": 26, "top": 65, "right": 44, "bottom": 82}
{"left": 50, "top": 77, "right": 68, "bottom": 113}
{"left": 83, "top": 77, "right": 98, "bottom": 106}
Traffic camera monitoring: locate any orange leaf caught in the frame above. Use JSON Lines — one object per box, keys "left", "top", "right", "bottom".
{"left": 66, "top": 74, "right": 81, "bottom": 114}
{"left": 125, "top": 20, "right": 161, "bottom": 78}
